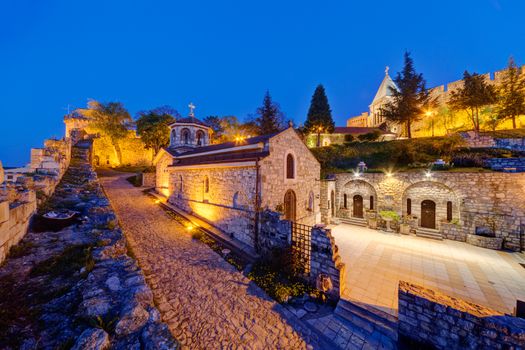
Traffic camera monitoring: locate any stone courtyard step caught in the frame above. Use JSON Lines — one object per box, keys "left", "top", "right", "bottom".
{"left": 334, "top": 299, "right": 399, "bottom": 344}
{"left": 415, "top": 227, "right": 443, "bottom": 240}
{"left": 338, "top": 217, "right": 368, "bottom": 227}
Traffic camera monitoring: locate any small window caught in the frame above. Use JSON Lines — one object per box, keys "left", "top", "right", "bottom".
{"left": 447, "top": 201, "right": 453, "bottom": 221}
{"left": 179, "top": 175, "right": 183, "bottom": 192}
{"left": 286, "top": 154, "right": 295, "bottom": 179}
{"left": 343, "top": 194, "right": 347, "bottom": 209}
{"left": 181, "top": 129, "right": 190, "bottom": 144}
{"left": 308, "top": 191, "right": 314, "bottom": 211}
{"left": 407, "top": 198, "right": 412, "bottom": 215}
{"left": 233, "top": 192, "right": 240, "bottom": 208}
{"left": 370, "top": 196, "right": 374, "bottom": 210}
{"left": 196, "top": 130, "right": 205, "bottom": 146}
{"left": 204, "top": 176, "right": 209, "bottom": 193}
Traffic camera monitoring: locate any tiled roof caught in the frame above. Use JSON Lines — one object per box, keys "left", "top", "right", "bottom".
{"left": 171, "top": 150, "right": 270, "bottom": 167}
{"left": 170, "top": 117, "right": 210, "bottom": 127}
{"left": 164, "top": 131, "right": 281, "bottom": 158}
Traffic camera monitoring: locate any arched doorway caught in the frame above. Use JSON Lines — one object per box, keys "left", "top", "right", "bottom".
{"left": 421, "top": 200, "right": 436, "bottom": 229}
{"left": 353, "top": 195, "right": 364, "bottom": 218}
{"left": 284, "top": 190, "right": 296, "bottom": 222}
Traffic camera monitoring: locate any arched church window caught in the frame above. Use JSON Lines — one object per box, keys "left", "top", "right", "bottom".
{"left": 447, "top": 201, "right": 453, "bottom": 221}
{"left": 204, "top": 176, "right": 209, "bottom": 193}
{"left": 407, "top": 198, "right": 412, "bottom": 215}
{"left": 181, "top": 128, "right": 190, "bottom": 144}
{"left": 233, "top": 192, "right": 240, "bottom": 208}
{"left": 286, "top": 154, "right": 295, "bottom": 179}
{"left": 179, "top": 175, "right": 183, "bottom": 192}
{"left": 370, "top": 196, "right": 374, "bottom": 210}
{"left": 343, "top": 194, "right": 347, "bottom": 209}
{"left": 196, "top": 130, "right": 205, "bottom": 146}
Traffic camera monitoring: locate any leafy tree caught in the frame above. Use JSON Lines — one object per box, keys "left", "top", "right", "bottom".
{"left": 381, "top": 52, "right": 429, "bottom": 138}
{"left": 203, "top": 116, "right": 224, "bottom": 136}
{"left": 79, "top": 100, "right": 132, "bottom": 165}
{"left": 304, "top": 84, "right": 335, "bottom": 146}
{"left": 203, "top": 115, "right": 259, "bottom": 143}
{"left": 357, "top": 130, "right": 382, "bottom": 142}
{"left": 495, "top": 57, "right": 525, "bottom": 129}
{"left": 449, "top": 71, "right": 496, "bottom": 133}
{"left": 136, "top": 106, "right": 178, "bottom": 155}
{"left": 255, "top": 90, "right": 286, "bottom": 135}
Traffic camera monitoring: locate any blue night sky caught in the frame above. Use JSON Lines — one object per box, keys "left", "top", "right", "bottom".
{"left": 1, "top": 0, "right": 524, "bottom": 166}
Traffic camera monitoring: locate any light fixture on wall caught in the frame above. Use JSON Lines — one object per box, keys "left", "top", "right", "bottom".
{"left": 425, "top": 170, "right": 432, "bottom": 178}
{"left": 385, "top": 171, "right": 393, "bottom": 177}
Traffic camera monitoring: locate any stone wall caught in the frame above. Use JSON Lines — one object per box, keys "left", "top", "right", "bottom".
{"left": 166, "top": 165, "right": 257, "bottom": 247}
{"left": 330, "top": 171, "right": 525, "bottom": 250}
{"left": 0, "top": 137, "right": 72, "bottom": 265}
{"left": 398, "top": 281, "right": 525, "bottom": 349}
{"left": 485, "top": 157, "right": 525, "bottom": 172}
{"left": 0, "top": 199, "right": 36, "bottom": 263}
{"left": 92, "top": 135, "right": 153, "bottom": 168}
{"left": 260, "top": 129, "right": 321, "bottom": 226}
{"left": 141, "top": 172, "right": 156, "bottom": 187}
{"left": 495, "top": 137, "right": 525, "bottom": 151}
{"left": 310, "top": 225, "right": 345, "bottom": 301}
{"left": 320, "top": 179, "right": 335, "bottom": 223}
{"left": 258, "top": 210, "right": 291, "bottom": 258}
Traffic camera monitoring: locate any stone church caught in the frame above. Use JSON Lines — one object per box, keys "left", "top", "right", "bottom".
{"left": 155, "top": 109, "right": 321, "bottom": 248}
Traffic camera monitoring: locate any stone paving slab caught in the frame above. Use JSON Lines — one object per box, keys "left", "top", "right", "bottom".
{"left": 99, "top": 171, "right": 324, "bottom": 349}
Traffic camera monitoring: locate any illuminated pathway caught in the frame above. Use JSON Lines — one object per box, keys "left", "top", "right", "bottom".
{"left": 99, "top": 171, "right": 321, "bottom": 349}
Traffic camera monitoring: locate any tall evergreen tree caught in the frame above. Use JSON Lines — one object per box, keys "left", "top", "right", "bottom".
{"left": 449, "top": 71, "right": 497, "bottom": 132}
{"left": 255, "top": 90, "right": 285, "bottom": 135}
{"left": 381, "top": 52, "right": 429, "bottom": 138}
{"left": 304, "top": 84, "right": 334, "bottom": 147}
{"left": 495, "top": 57, "right": 525, "bottom": 129}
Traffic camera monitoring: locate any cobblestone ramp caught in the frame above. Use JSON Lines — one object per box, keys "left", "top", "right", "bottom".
{"left": 0, "top": 143, "right": 178, "bottom": 349}
{"left": 99, "top": 170, "right": 326, "bottom": 350}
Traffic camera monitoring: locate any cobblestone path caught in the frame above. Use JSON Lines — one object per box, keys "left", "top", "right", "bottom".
{"left": 99, "top": 171, "right": 320, "bottom": 350}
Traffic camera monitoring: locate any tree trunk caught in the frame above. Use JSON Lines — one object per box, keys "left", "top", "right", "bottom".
{"left": 317, "top": 131, "right": 321, "bottom": 147}
{"left": 406, "top": 119, "right": 412, "bottom": 138}
{"left": 112, "top": 138, "right": 123, "bottom": 165}
{"left": 512, "top": 115, "right": 517, "bottom": 129}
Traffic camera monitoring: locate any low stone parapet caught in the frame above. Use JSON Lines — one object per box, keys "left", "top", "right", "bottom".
{"left": 466, "top": 233, "right": 503, "bottom": 250}
{"left": 310, "top": 225, "right": 345, "bottom": 302}
{"left": 441, "top": 222, "right": 467, "bottom": 241}
{"left": 398, "top": 281, "right": 525, "bottom": 349}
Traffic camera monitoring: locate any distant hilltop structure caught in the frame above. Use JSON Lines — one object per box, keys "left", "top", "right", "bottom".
{"left": 346, "top": 65, "right": 525, "bottom": 135}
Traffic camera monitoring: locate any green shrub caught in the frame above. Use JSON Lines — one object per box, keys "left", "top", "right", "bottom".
{"left": 379, "top": 210, "right": 400, "bottom": 222}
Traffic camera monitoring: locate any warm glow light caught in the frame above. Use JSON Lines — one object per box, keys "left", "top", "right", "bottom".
{"left": 425, "top": 110, "right": 433, "bottom": 117}
{"left": 425, "top": 170, "right": 432, "bottom": 178}
{"left": 154, "top": 199, "right": 161, "bottom": 204}
{"left": 386, "top": 171, "right": 393, "bottom": 177}
{"left": 353, "top": 171, "right": 361, "bottom": 178}
{"left": 186, "top": 224, "right": 194, "bottom": 232}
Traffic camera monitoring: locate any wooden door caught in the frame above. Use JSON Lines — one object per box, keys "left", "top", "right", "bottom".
{"left": 421, "top": 200, "right": 436, "bottom": 229}
{"left": 284, "top": 190, "right": 296, "bottom": 222}
{"left": 353, "top": 195, "right": 363, "bottom": 218}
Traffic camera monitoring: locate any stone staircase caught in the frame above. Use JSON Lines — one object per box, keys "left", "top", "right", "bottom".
{"left": 416, "top": 227, "right": 443, "bottom": 240}
{"left": 338, "top": 217, "right": 368, "bottom": 227}
{"left": 334, "top": 299, "right": 398, "bottom": 347}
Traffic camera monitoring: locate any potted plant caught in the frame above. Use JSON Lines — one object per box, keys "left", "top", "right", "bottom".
{"left": 399, "top": 215, "right": 412, "bottom": 235}
{"left": 379, "top": 210, "right": 400, "bottom": 232}
{"left": 366, "top": 210, "right": 378, "bottom": 229}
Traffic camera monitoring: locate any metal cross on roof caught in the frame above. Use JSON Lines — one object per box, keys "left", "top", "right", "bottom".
{"left": 385, "top": 66, "right": 390, "bottom": 75}
{"left": 188, "top": 102, "right": 196, "bottom": 117}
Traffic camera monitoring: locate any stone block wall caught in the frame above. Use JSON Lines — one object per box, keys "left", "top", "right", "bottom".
{"left": 320, "top": 179, "right": 335, "bottom": 224}
{"left": 258, "top": 210, "right": 291, "bottom": 257}
{"left": 141, "top": 172, "right": 156, "bottom": 187}
{"left": 485, "top": 157, "right": 525, "bottom": 172}
{"left": 495, "top": 137, "right": 525, "bottom": 151}
{"left": 398, "top": 281, "right": 525, "bottom": 349}
{"left": 0, "top": 199, "right": 37, "bottom": 264}
{"left": 260, "top": 128, "right": 321, "bottom": 226}
{"left": 330, "top": 171, "right": 525, "bottom": 250}
{"left": 441, "top": 222, "right": 467, "bottom": 241}
{"left": 167, "top": 165, "right": 257, "bottom": 247}
{"left": 310, "top": 226, "right": 345, "bottom": 301}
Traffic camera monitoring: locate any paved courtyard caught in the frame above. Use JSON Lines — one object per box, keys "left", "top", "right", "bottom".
{"left": 99, "top": 171, "right": 322, "bottom": 349}
{"left": 331, "top": 224, "right": 525, "bottom": 316}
